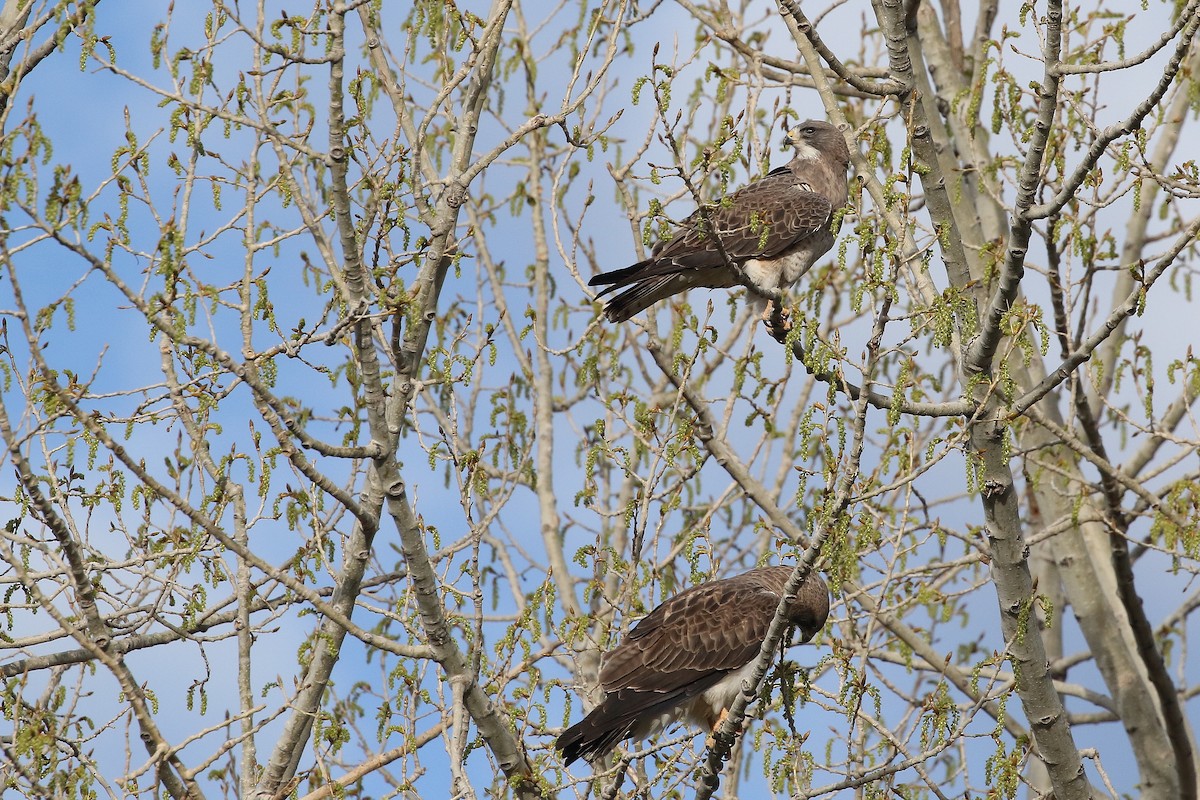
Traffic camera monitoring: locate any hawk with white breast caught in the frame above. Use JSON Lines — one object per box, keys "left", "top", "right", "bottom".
{"left": 556, "top": 566, "right": 830, "bottom": 766}
{"left": 590, "top": 120, "right": 851, "bottom": 325}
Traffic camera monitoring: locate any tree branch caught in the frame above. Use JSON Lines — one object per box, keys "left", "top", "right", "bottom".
{"left": 1026, "top": 9, "right": 1200, "bottom": 221}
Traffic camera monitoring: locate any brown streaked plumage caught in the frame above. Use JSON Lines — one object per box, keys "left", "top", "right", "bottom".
{"left": 555, "top": 566, "right": 830, "bottom": 766}
{"left": 589, "top": 120, "right": 851, "bottom": 323}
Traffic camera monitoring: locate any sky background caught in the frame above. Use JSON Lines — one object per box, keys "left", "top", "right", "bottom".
{"left": 2, "top": 0, "right": 1198, "bottom": 798}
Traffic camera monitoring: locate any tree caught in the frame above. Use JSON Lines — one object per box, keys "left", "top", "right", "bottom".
{"left": 1, "top": 1, "right": 1197, "bottom": 798}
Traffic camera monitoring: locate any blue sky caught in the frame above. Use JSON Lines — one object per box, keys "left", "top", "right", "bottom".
{"left": 2, "top": 1, "right": 1198, "bottom": 798}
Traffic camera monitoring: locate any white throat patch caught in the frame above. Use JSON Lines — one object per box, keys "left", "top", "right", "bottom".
{"left": 791, "top": 140, "right": 822, "bottom": 161}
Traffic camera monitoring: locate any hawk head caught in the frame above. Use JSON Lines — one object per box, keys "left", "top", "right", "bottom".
{"left": 785, "top": 119, "right": 851, "bottom": 169}
{"left": 789, "top": 579, "right": 831, "bottom": 643}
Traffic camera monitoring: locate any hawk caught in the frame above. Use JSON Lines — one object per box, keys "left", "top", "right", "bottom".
{"left": 590, "top": 120, "right": 851, "bottom": 324}
{"left": 556, "top": 566, "right": 830, "bottom": 766}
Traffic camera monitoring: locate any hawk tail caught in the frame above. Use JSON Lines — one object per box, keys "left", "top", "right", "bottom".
{"left": 556, "top": 676, "right": 728, "bottom": 766}
{"left": 588, "top": 259, "right": 654, "bottom": 293}
{"left": 555, "top": 712, "right": 634, "bottom": 766}
{"left": 589, "top": 261, "right": 690, "bottom": 323}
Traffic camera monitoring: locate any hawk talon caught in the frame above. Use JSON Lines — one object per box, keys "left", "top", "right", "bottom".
{"left": 764, "top": 301, "right": 793, "bottom": 341}
{"left": 704, "top": 708, "right": 738, "bottom": 751}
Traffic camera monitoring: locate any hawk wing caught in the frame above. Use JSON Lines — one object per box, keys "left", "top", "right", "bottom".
{"left": 598, "top": 572, "right": 783, "bottom": 694}
{"left": 649, "top": 171, "right": 835, "bottom": 270}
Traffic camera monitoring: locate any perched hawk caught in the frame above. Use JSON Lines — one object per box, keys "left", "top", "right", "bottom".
{"left": 590, "top": 120, "right": 851, "bottom": 324}
{"left": 556, "top": 566, "right": 830, "bottom": 766}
